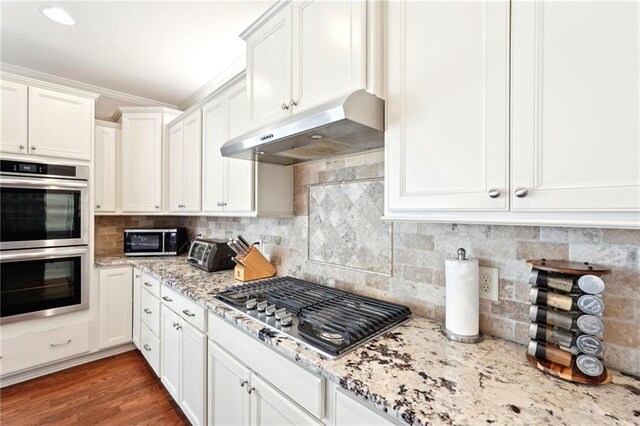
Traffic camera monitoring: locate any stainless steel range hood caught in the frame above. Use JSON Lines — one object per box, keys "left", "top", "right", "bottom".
{"left": 220, "top": 90, "right": 384, "bottom": 165}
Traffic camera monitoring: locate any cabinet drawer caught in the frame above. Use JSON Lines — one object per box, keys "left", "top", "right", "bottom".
{"left": 141, "top": 287, "right": 160, "bottom": 336}
{"left": 0, "top": 321, "right": 91, "bottom": 375}
{"left": 140, "top": 322, "right": 160, "bottom": 376}
{"left": 161, "top": 285, "right": 206, "bottom": 332}
{"left": 209, "top": 314, "right": 324, "bottom": 418}
{"left": 140, "top": 271, "right": 161, "bottom": 298}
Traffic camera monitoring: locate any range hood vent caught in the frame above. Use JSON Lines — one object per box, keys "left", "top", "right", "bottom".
{"left": 220, "top": 90, "right": 384, "bottom": 165}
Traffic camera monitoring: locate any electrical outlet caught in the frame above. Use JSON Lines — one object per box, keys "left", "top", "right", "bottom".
{"left": 479, "top": 266, "right": 499, "bottom": 301}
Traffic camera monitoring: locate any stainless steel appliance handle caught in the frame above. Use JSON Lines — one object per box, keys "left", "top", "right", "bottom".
{"left": 0, "top": 246, "right": 89, "bottom": 262}
{"left": 0, "top": 176, "right": 88, "bottom": 189}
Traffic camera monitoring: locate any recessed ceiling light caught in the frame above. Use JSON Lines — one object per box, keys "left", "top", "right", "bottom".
{"left": 40, "top": 6, "right": 76, "bottom": 26}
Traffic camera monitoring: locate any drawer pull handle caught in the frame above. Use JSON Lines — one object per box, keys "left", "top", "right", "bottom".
{"left": 182, "top": 309, "right": 196, "bottom": 317}
{"left": 239, "top": 379, "right": 247, "bottom": 387}
{"left": 246, "top": 386, "right": 255, "bottom": 395}
{"left": 144, "top": 282, "right": 152, "bottom": 287}
{"left": 143, "top": 344, "right": 152, "bottom": 351}
{"left": 135, "top": 274, "right": 141, "bottom": 278}
{"left": 162, "top": 296, "right": 173, "bottom": 302}
{"left": 50, "top": 339, "right": 72, "bottom": 347}
{"left": 144, "top": 308, "right": 152, "bottom": 314}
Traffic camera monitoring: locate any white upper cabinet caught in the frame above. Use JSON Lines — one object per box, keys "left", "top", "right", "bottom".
{"left": 511, "top": 0, "right": 640, "bottom": 212}
{"left": 202, "top": 93, "right": 226, "bottom": 212}
{"left": 246, "top": 4, "right": 292, "bottom": 129}
{"left": 0, "top": 79, "right": 28, "bottom": 155}
{"left": 168, "top": 110, "right": 202, "bottom": 213}
{"left": 224, "top": 79, "right": 254, "bottom": 212}
{"left": 120, "top": 107, "right": 180, "bottom": 213}
{"left": 386, "top": 0, "right": 510, "bottom": 212}
{"left": 94, "top": 121, "right": 120, "bottom": 213}
{"left": 386, "top": 0, "right": 640, "bottom": 227}
{"left": 243, "top": 0, "right": 378, "bottom": 131}
{"left": 28, "top": 86, "right": 93, "bottom": 160}
{"left": 121, "top": 112, "right": 163, "bottom": 212}
{"left": 291, "top": 0, "right": 365, "bottom": 113}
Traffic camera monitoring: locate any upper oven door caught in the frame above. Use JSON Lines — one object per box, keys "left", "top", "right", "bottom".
{"left": 124, "top": 231, "right": 165, "bottom": 255}
{"left": 0, "top": 176, "right": 89, "bottom": 250}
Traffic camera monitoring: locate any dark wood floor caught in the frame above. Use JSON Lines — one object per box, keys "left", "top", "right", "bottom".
{"left": 0, "top": 350, "right": 189, "bottom": 425}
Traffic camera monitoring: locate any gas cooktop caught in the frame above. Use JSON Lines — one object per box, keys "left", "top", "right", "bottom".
{"left": 215, "top": 276, "right": 412, "bottom": 358}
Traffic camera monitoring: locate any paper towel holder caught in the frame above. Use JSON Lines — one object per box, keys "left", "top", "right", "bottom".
{"left": 441, "top": 247, "right": 484, "bottom": 344}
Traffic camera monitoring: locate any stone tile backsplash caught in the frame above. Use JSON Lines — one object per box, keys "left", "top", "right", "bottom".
{"left": 95, "top": 149, "right": 640, "bottom": 376}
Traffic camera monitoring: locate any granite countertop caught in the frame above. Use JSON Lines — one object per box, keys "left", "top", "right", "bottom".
{"left": 96, "top": 255, "right": 640, "bottom": 426}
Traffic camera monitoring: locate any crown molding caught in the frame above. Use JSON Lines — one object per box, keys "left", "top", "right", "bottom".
{"left": 0, "top": 62, "right": 178, "bottom": 108}
{"left": 112, "top": 106, "right": 183, "bottom": 122}
{"left": 177, "top": 54, "right": 247, "bottom": 111}
{"left": 239, "top": 0, "right": 290, "bottom": 40}
{"left": 95, "top": 119, "right": 122, "bottom": 129}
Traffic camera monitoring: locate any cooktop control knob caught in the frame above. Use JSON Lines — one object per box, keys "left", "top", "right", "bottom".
{"left": 257, "top": 301, "right": 268, "bottom": 312}
{"left": 275, "top": 308, "right": 287, "bottom": 320}
{"left": 246, "top": 298, "right": 258, "bottom": 310}
{"left": 281, "top": 313, "right": 293, "bottom": 327}
{"left": 265, "top": 304, "right": 276, "bottom": 316}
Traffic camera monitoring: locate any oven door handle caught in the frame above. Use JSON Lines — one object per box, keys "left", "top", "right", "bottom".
{"left": 0, "top": 177, "right": 88, "bottom": 189}
{"left": 0, "top": 246, "right": 89, "bottom": 262}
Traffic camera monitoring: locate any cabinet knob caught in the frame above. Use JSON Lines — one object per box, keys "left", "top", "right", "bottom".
{"left": 135, "top": 274, "right": 140, "bottom": 278}
{"left": 155, "top": 205, "right": 160, "bottom": 209}
{"left": 143, "top": 344, "right": 152, "bottom": 352}
{"left": 239, "top": 379, "right": 247, "bottom": 388}
{"left": 19, "top": 145, "right": 25, "bottom": 149}
{"left": 96, "top": 204, "right": 101, "bottom": 208}
{"left": 144, "top": 308, "right": 152, "bottom": 314}
{"left": 246, "top": 386, "right": 256, "bottom": 395}
{"left": 289, "top": 99, "right": 297, "bottom": 108}
{"left": 514, "top": 187, "right": 529, "bottom": 198}
{"left": 31, "top": 146, "right": 36, "bottom": 151}
{"left": 281, "top": 103, "right": 289, "bottom": 110}
{"left": 222, "top": 202, "right": 227, "bottom": 207}
{"left": 487, "top": 188, "right": 500, "bottom": 199}
{"left": 217, "top": 202, "right": 221, "bottom": 207}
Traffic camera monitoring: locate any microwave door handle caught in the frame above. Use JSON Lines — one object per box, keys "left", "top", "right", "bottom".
{"left": 0, "top": 177, "right": 88, "bottom": 189}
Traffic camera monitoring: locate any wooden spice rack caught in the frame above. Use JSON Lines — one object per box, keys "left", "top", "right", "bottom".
{"left": 234, "top": 246, "right": 276, "bottom": 282}
{"left": 526, "top": 259, "right": 611, "bottom": 385}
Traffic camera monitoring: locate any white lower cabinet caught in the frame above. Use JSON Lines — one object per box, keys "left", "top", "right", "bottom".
{"left": 251, "top": 374, "right": 323, "bottom": 426}
{"left": 0, "top": 321, "right": 91, "bottom": 376}
{"left": 160, "top": 297, "right": 207, "bottom": 425}
{"left": 333, "top": 387, "right": 396, "bottom": 426}
{"left": 208, "top": 341, "right": 251, "bottom": 426}
{"left": 132, "top": 268, "right": 142, "bottom": 349}
{"left": 98, "top": 267, "right": 133, "bottom": 349}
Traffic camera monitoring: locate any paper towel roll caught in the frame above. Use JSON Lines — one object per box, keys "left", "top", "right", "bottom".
{"left": 445, "top": 257, "right": 480, "bottom": 337}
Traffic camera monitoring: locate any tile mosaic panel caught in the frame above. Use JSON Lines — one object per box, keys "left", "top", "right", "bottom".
{"left": 308, "top": 179, "right": 391, "bottom": 275}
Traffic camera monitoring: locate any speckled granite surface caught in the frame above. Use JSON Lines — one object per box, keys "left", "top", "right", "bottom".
{"left": 96, "top": 256, "right": 640, "bottom": 426}
{"left": 95, "top": 255, "right": 238, "bottom": 306}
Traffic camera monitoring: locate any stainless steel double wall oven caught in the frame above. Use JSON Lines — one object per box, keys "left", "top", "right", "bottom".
{"left": 0, "top": 159, "right": 90, "bottom": 324}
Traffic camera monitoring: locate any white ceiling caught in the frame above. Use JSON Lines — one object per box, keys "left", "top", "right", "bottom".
{"left": 0, "top": 1, "right": 271, "bottom": 109}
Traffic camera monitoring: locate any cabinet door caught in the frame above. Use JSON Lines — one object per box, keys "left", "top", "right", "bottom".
{"left": 160, "top": 305, "right": 181, "bottom": 400}
{"left": 386, "top": 0, "right": 510, "bottom": 212}
{"left": 202, "top": 95, "right": 226, "bottom": 212}
{"left": 168, "top": 120, "right": 185, "bottom": 212}
{"left": 132, "top": 268, "right": 141, "bottom": 349}
{"left": 291, "top": 0, "right": 365, "bottom": 112}
{"left": 511, "top": 0, "right": 640, "bottom": 211}
{"left": 180, "top": 321, "right": 206, "bottom": 426}
{"left": 251, "top": 374, "right": 322, "bottom": 426}
{"left": 0, "top": 80, "right": 28, "bottom": 155}
{"left": 94, "top": 124, "right": 118, "bottom": 213}
{"left": 28, "top": 87, "right": 92, "bottom": 160}
{"left": 98, "top": 267, "right": 133, "bottom": 349}
{"left": 121, "top": 113, "right": 163, "bottom": 212}
{"left": 224, "top": 78, "right": 255, "bottom": 212}
{"left": 209, "top": 341, "right": 251, "bottom": 426}
{"left": 182, "top": 110, "right": 202, "bottom": 212}
{"left": 246, "top": 4, "right": 292, "bottom": 130}
{"left": 334, "top": 388, "right": 395, "bottom": 425}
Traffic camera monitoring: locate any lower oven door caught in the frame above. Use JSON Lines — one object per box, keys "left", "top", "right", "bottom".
{"left": 0, "top": 246, "right": 89, "bottom": 324}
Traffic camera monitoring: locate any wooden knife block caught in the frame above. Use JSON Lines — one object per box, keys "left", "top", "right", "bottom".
{"left": 234, "top": 247, "right": 276, "bottom": 282}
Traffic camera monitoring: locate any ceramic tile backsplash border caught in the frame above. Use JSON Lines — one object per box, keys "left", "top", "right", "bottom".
{"left": 95, "top": 150, "right": 640, "bottom": 375}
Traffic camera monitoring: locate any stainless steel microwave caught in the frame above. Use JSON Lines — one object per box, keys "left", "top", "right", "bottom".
{"left": 124, "top": 228, "right": 188, "bottom": 256}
